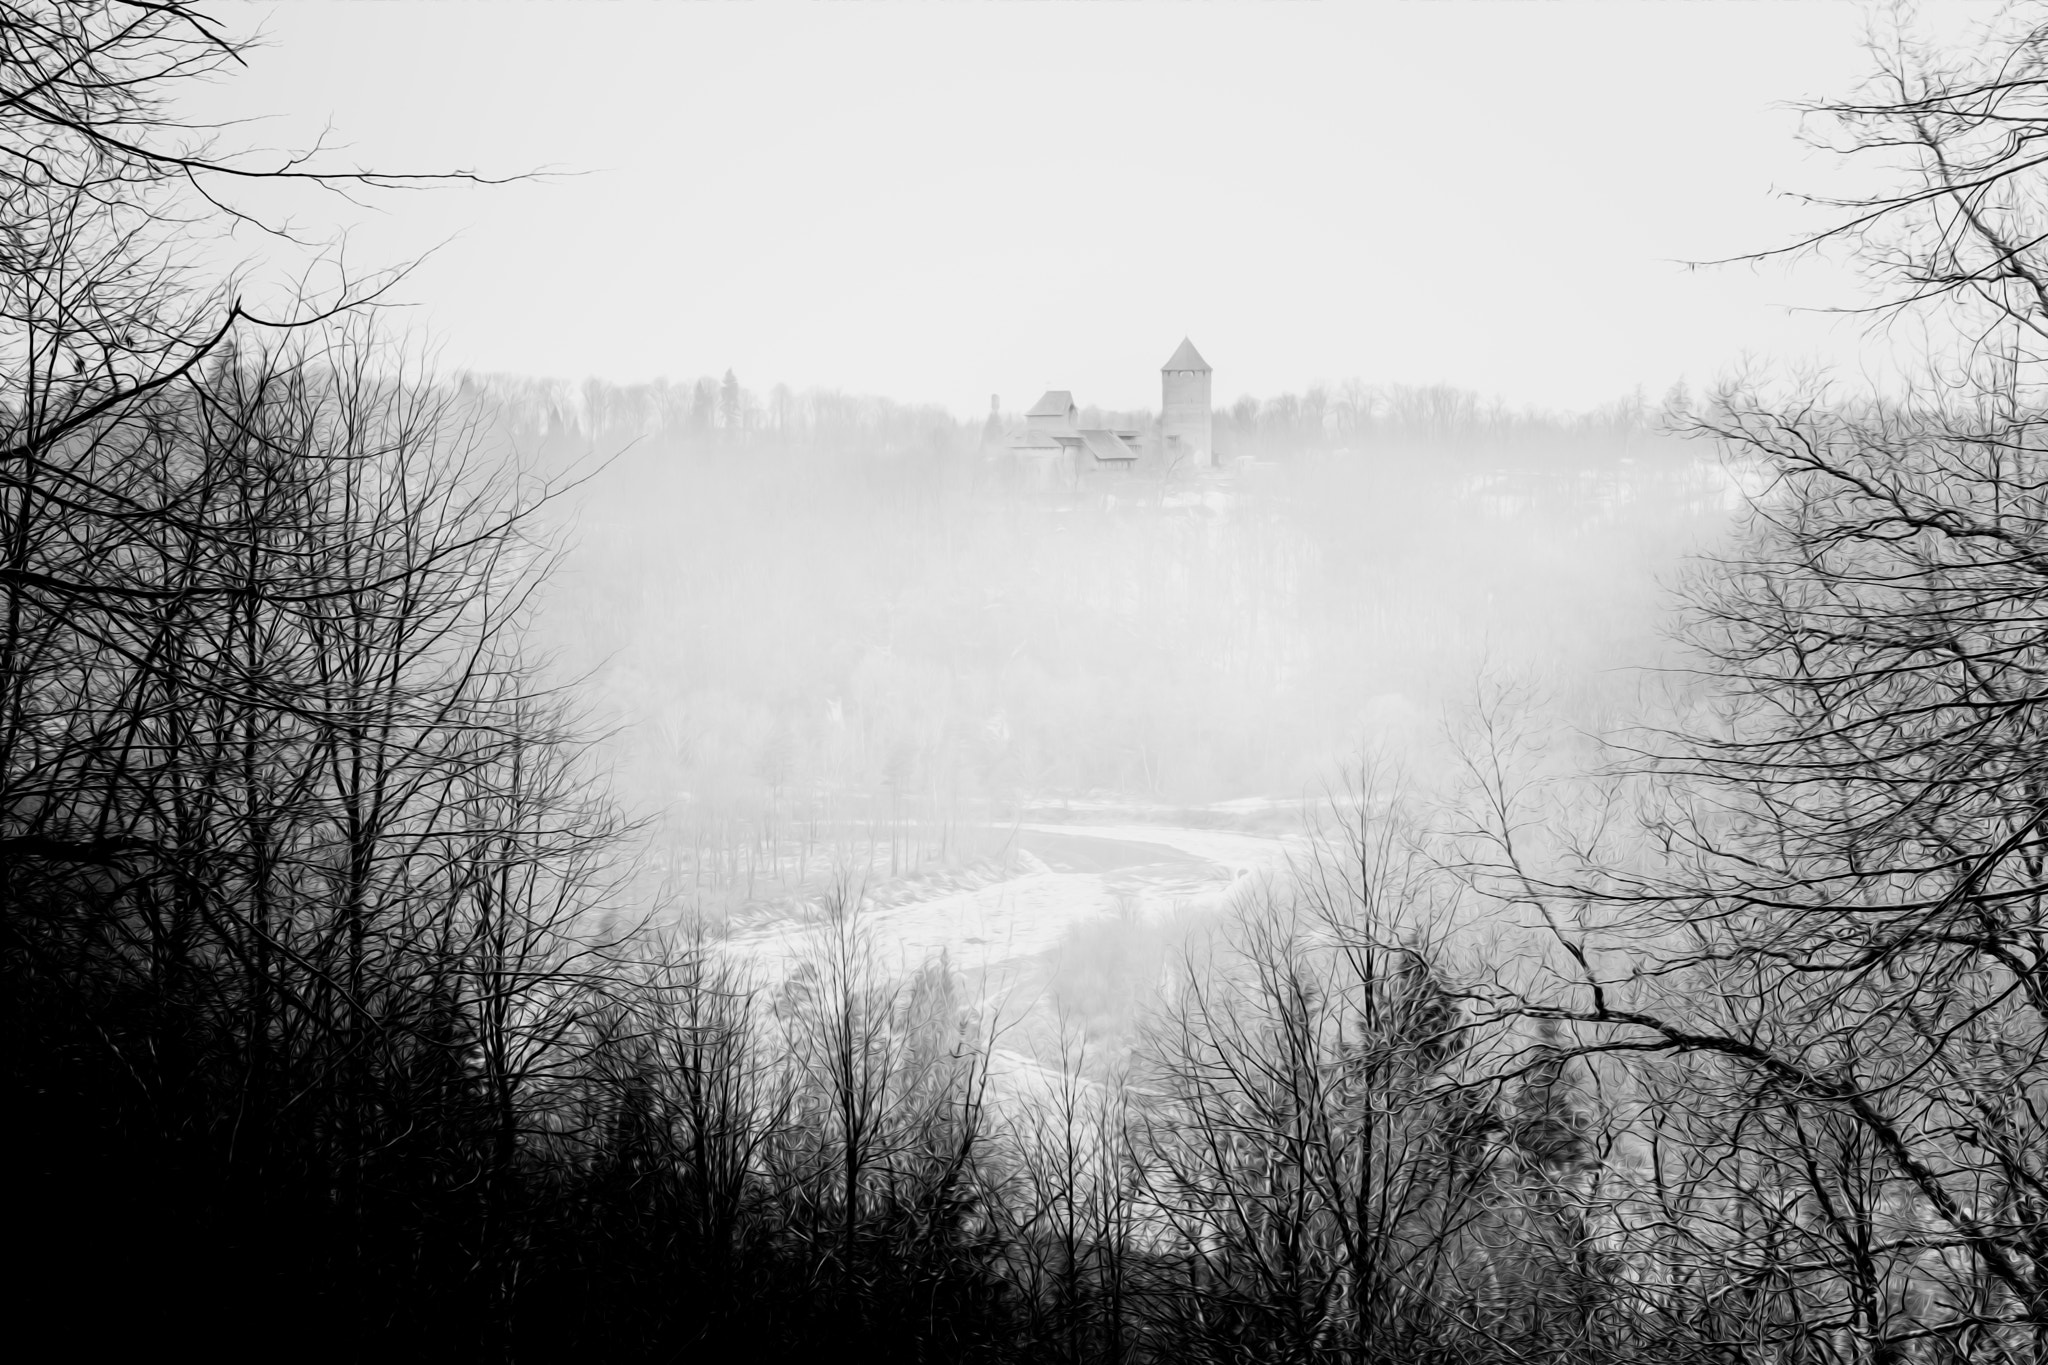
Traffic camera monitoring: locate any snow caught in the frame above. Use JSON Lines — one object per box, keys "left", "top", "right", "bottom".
{"left": 722, "top": 819, "right": 1303, "bottom": 986}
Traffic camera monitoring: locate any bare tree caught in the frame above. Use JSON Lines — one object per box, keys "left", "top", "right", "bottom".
{"left": 1431, "top": 13, "right": 2048, "bottom": 1363}
{"left": 1121, "top": 775, "right": 1623, "bottom": 1364}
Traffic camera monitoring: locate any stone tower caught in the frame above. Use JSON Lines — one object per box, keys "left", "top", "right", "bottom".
{"left": 1160, "top": 337, "right": 1212, "bottom": 468}
{"left": 978, "top": 393, "right": 1003, "bottom": 451}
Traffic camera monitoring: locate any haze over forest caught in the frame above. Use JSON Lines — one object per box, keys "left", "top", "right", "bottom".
{"left": 18, "top": 4, "right": 2048, "bottom": 1363}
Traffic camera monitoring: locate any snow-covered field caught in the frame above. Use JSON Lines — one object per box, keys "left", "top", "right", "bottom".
{"left": 710, "top": 808, "right": 1313, "bottom": 1102}
{"left": 723, "top": 819, "right": 1301, "bottom": 985}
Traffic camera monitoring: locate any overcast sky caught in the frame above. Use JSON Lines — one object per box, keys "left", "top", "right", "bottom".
{"left": 195, "top": 1, "right": 1943, "bottom": 416}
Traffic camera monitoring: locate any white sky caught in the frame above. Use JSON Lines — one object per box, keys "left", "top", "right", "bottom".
{"left": 194, "top": 1, "right": 1942, "bottom": 416}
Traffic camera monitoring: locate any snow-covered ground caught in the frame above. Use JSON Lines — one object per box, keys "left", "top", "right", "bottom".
{"left": 711, "top": 810, "right": 1313, "bottom": 1107}
{"left": 723, "top": 819, "right": 1301, "bottom": 986}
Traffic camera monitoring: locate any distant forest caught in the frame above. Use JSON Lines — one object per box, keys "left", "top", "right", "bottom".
{"left": 505, "top": 370, "right": 1717, "bottom": 926}
{"left": 481, "top": 363, "right": 1670, "bottom": 461}
{"left": 17, "top": 6, "right": 2048, "bottom": 1365}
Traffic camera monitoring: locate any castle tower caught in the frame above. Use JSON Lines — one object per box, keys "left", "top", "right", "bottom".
{"left": 1160, "top": 337, "right": 1212, "bottom": 468}
{"left": 978, "top": 393, "right": 1003, "bottom": 451}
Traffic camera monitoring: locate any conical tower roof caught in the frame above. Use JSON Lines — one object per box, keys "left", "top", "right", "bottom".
{"left": 1162, "top": 337, "right": 1210, "bottom": 372}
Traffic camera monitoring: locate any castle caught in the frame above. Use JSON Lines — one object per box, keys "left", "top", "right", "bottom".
{"left": 989, "top": 338, "right": 1213, "bottom": 484}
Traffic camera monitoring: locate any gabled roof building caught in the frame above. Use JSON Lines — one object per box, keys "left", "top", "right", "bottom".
{"left": 1026, "top": 391, "right": 1077, "bottom": 427}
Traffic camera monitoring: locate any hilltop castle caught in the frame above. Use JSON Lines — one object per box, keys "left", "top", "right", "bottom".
{"left": 990, "top": 338, "right": 1213, "bottom": 484}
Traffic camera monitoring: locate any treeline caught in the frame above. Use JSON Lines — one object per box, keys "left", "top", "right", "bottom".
{"left": 476, "top": 370, "right": 976, "bottom": 464}
{"left": 476, "top": 369, "right": 1678, "bottom": 473}
{"left": 1216, "top": 380, "right": 1680, "bottom": 466}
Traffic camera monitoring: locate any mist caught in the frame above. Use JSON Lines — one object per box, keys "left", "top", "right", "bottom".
{"left": 483, "top": 366, "right": 1732, "bottom": 1056}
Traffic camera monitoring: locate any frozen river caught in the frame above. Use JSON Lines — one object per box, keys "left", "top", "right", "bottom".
{"left": 724, "top": 819, "right": 1300, "bottom": 982}
{"left": 720, "top": 814, "right": 1306, "bottom": 1097}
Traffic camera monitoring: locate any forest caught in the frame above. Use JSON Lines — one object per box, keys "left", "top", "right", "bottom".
{"left": 13, "top": 4, "right": 2048, "bottom": 1364}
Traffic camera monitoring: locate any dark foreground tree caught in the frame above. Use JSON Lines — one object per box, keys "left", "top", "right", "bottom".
{"left": 1449, "top": 10, "right": 2048, "bottom": 1362}
{"left": 0, "top": 11, "right": 1036, "bottom": 1358}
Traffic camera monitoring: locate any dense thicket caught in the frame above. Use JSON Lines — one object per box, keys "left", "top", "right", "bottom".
{"left": 0, "top": 6, "right": 1009, "bottom": 1358}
